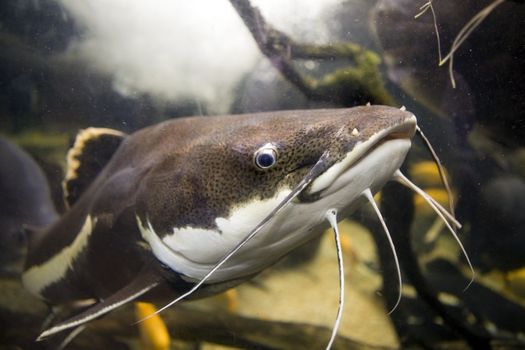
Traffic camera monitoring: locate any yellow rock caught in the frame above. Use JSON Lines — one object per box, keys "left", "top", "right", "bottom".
{"left": 506, "top": 268, "right": 525, "bottom": 300}
{"left": 223, "top": 288, "right": 238, "bottom": 312}
{"left": 410, "top": 161, "right": 449, "bottom": 187}
{"left": 135, "top": 302, "right": 171, "bottom": 350}
{"left": 414, "top": 188, "right": 449, "bottom": 215}
{"left": 340, "top": 233, "right": 352, "bottom": 255}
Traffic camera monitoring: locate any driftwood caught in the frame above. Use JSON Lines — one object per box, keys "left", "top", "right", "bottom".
{"left": 83, "top": 303, "right": 396, "bottom": 350}
{"left": 229, "top": 0, "right": 393, "bottom": 107}
{"left": 0, "top": 276, "right": 395, "bottom": 350}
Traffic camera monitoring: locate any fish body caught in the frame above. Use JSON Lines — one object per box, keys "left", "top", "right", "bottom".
{"left": 22, "top": 105, "right": 417, "bottom": 336}
{"left": 0, "top": 138, "right": 58, "bottom": 274}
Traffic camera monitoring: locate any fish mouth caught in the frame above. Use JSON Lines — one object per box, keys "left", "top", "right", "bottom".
{"left": 303, "top": 114, "right": 417, "bottom": 199}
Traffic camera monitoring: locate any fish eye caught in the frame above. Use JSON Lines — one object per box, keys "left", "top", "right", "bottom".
{"left": 253, "top": 144, "right": 278, "bottom": 170}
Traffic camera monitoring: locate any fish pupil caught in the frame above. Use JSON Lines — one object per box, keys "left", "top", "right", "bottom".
{"left": 257, "top": 152, "right": 275, "bottom": 168}
{"left": 254, "top": 145, "right": 278, "bottom": 170}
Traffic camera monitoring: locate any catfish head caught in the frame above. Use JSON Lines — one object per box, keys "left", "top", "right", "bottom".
{"left": 135, "top": 105, "right": 416, "bottom": 283}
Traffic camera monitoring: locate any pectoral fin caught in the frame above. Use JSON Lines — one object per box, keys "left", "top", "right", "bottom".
{"left": 38, "top": 262, "right": 164, "bottom": 340}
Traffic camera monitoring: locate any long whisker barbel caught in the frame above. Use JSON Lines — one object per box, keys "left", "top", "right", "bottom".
{"left": 394, "top": 170, "right": 475, "bottom": 291}
{"left": 325, "top": 209, "right": 345, "bottom": 350}
{"left": 364, "top": 188, "right": 403, "bottom": 314}
{"left": 416, "top": 126, "right": 456, "bottom": 217}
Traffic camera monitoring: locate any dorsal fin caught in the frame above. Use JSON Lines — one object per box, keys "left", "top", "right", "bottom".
{"left": 63, "top": 128, "right": 126, "bottom": 208}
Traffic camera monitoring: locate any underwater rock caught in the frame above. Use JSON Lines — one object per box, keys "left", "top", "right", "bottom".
{"left": 0, "top": 138, "right": 58, "bottom": 275}
{"left": 371, "top": 0, "right": 525, "bottom": 147}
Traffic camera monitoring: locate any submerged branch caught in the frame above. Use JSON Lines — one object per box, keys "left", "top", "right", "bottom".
{"left": 229, "top": 0, "right": 393, "bottom": 106}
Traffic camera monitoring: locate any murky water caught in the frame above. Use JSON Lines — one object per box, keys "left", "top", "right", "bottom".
{"left": 1, "top": 1, "right": 524, "bottom": 349}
